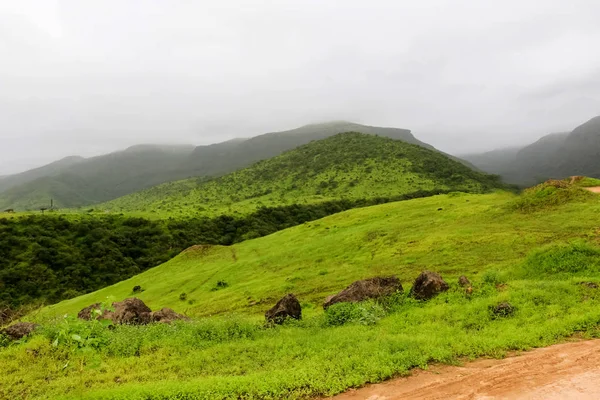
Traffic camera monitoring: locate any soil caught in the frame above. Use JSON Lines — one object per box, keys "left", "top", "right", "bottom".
{"left": 584, "top": 186, "right": 600, "bottom": 193}
{"left": 330, "top": 339, "right": 600, "bottom": 399}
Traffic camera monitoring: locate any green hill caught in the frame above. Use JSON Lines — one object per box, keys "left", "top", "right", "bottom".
{"left": 6, "top": 189, "right": 600, "bottom": 399}
{"left": 102, "top": 133, "right": 503, "bottom": 215}
{"left": 0, "top": 122, "right": 475, "bottom": 211}
{"left": 0, "top": 145, "right": 195, "bottom": 211}
{"left": 0, "top": 156, "right": 85, "bottom": 194}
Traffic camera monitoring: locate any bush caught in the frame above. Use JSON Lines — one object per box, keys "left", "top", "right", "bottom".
{"left": 522, "top": 241, "right": 600, "bottom": 277}
{"left": 509, "top": 180, "right": 594, "bottom": 212}
{"left": 324, "top": 301, "right": 386, "bottom": 327}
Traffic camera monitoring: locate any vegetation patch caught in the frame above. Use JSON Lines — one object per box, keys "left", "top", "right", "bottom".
{"left": 509, "top": 179, "right": 595, "bottom": 212}
{"left": 520, "top": 240, "right": 600, "bottom": 277}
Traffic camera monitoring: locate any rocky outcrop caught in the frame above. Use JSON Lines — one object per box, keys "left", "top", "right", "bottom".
{"left": 77, "top": 303, "right": 114, "bottom": 321}
{"left": 458, "top": 275, "right": 471, "bottom": 287}
{"left": 78, "top": 299, "right": 189, "bottom": 325}
{"left": 265, "top": 294, "right": 302, "bottom": 324}
{"left": 1, "top": 322, "right": 39, "bottom": 340}
{"left": 410, "top": 271, "right": 449, "bottom": 300}
{"left": 324, "top": 276, "right": 403, "bottom": 309}
{"left": 491, "top": 302, "right": 515, "bottom": 318}
{"left": 112, "top": 298, "right": 152, "bottom": 325}
{"left": 151, "top": 308, "right": 189, "bottom": 323}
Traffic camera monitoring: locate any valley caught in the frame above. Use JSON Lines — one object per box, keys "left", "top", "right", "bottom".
{"left": 2, "top": 120, "right": 600, "bottom": 400}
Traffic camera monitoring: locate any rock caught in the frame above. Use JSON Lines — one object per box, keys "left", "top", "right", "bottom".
{"left": 1, "top": 322, "right": 39, "bottom": 340}
{"left": 0, "top": 307, "right": 14, "bottom": 325}
{"left": 323, "top": 276, "right": 403, "bottom": 309}
{"left": 151, "top": 308, "right": 189, "bottom": 323}
{"left": 132, "top": 285, "right": 142, "bottom": 293}
{"left": 410, "top": 271, "right": 449, "bottom": 300}
{"left": 491, "top": 302, "right": 515, "bottom": 318}
{"left": 579, "top": 282, "right": 599, "bottom": 289}
{"left": 458, "top": 275, "right": 471, "bottom": 287}
{"left": 77, "top": 303, "right": 114, "bottom": 321}
{"left": 112, "top": 298, "right": 152, "bottom": 325}
{"left": 265, "top": 294, "right": 302, "bottom": 324}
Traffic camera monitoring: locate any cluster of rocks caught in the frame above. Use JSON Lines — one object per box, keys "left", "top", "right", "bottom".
{"left": 0, "top": 298, "right": 189, "bottom": 341}
{"left": 2, "top": 271, "right": 528, "bottom": 340}
{"left": 77, "top": 298, "right": 188, "bottom": 325}
{"left": 265, "top": 271, "right": 471, "bottom": 325}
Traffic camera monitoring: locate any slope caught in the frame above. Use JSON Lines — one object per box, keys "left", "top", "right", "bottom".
{"left": 9, "top": 189, "right": 600, "bottom": 399}
{"left": 0, "top": 155, "right": 85, "bottom": 193}
{"left": 0, "top": 121, "right": 472, "bottom": 211}
{"left": 0, "top": 145, "right": 195, "bottom": 210}
{"left": 184, "top": 121, "right": 430, "bottom": 176}
{"left": 465, "top": 115, "right": 600, "bottom": 186}
{"left": 102, "top": 132, "right": 503, "bottom": 215}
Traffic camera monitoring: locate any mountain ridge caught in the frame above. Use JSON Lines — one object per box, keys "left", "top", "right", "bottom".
{"left": 0, "top": 122, "right": 474, "bottom": 211}
{"left": 101, "top": 132, "right": 504, "bottom": 216}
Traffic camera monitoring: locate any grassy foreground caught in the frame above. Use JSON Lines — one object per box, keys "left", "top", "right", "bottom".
{"left": 4, "top": 189, "right": 600, "bottom": 399}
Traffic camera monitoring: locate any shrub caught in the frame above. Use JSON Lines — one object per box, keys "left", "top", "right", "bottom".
{"left": 179, "top": 293, "right": 187, "bottom": 301}
{"left": 522, "top": 241, "right": 600, "bottom": 277}
{"left": 509, "top": 180, "right": 594, "bottom": 212}
{"left": 324, "top": 301, "right": 386, "bottom": 327}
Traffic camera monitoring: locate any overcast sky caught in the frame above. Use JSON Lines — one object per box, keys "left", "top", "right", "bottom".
{"left": 1, "top": 0, "right": 600, "bottom": 174}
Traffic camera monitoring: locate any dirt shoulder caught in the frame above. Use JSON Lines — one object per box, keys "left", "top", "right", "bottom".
{"left": 331, "top": 339, "right": 600, "bottom": 399}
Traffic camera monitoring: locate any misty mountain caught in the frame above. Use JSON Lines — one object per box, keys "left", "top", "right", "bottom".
{"left": 103, "top": 132, "right": 504, "bottom": 215}
{"left": 0, "top": 122, "right": 471, "bottom": 211}
{"left": 0, "top": 155, "right": 85, "bottom": 193}
{"left": 0, "top": 145, "right": 195, "bottom": 210}
{"left": 465, "top": 116, "right": 600, "bottom": 185}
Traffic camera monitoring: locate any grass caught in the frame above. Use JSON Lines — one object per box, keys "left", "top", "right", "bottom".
{"left": 4, "top": 189, "right": 600, "bottom": 399}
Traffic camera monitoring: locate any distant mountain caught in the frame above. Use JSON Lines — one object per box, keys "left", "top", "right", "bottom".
{"left": 0, "top": 155, "right": 85, "bottom": 193}
{"left": 464, "top": 116, "right": 600, "bottom": 186}
{"left": 461, "top": 147, "right": 521, "bottom": 176}
{"left": 0, "top": 145, "right": 195, "bottom": 210}
{"left": 185, "top": 121, "right": 432, "bottom": 177}
{"left": 103, "top": 132, "right": 504, "bottom": 215}
{"left": 0, "top": 122, "right": 473, "bottom": 211}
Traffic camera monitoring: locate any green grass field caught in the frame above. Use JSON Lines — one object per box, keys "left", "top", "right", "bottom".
{"left": 4, "top": 186, "right": 600, "bottom": 399}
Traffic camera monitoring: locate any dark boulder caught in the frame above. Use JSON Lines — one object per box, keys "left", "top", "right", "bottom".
{"left": 112, "top": 298, "right": 152, "bottom": 325}
{"left": 1, "top": 322, "right": 39, "bottom": 340}
{"left": 77, "top": 303, "right": 114, "bottom": 321}
{"left": 151, "top": 308, "right": 189, "bottom": 323}
{"left": 265, "top": 294, "right": 302, "bottom": 324}
{"left": 490, "top": 302, "right": 515, "bottom": 318}
{"left": 410, "top": 271, "right": 449, "bottom": 300}
{"left": 458, "top": 275, "right": 471, "bottom": 287}
{"left": 133, "top": 285, "right": 142, "bottom": 293}
{"left": 323, "top": 276, "right": 403, "bottom": 309}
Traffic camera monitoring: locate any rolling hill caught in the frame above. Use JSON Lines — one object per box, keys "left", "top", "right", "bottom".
{"left": 0, "top": 145, "right": 195, "bottom": 211}
{"left": 464, "top": 116, "right": 600, "bottom": 185}
{"left": 8, "top": 187, "right": 600, "bottom": 399}
{"left": 0, "top": 155, "right": 85, "bottom": 193}
{"left": 0, "top": 121, "right": 473, "bottom": 211}
{"left": 101, "top": 132, "right": 504, "bottom": 216}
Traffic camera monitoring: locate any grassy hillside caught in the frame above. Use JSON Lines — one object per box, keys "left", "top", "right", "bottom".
{"left": 1, "top": 121, "right": 475, "bottom": 211}
{"left": 0, "top": 145, "right": 195, "bottom": 211}
{"left": 0, "top": 156, "right": 85, "bottom": 194}
{"left": 4, "top": 189, "right": 600, "bottom": 399}
{"left": 102, "top": 133, "right": 503, "bottom": 216}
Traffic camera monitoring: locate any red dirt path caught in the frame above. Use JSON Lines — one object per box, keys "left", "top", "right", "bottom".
{"left": 330, "top": 340, "right": 600, "bottom": 400}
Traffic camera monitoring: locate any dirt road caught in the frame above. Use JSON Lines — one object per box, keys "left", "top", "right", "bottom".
{"left": 584, "top": 186, "right": 600, "bottom": 193}
{"left": 332, "top": 340, "right": 600, "bottom": 399}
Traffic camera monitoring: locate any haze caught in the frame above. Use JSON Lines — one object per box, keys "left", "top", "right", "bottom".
{"left": 1, "top": 0, "right": 600, "bottom": 174}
